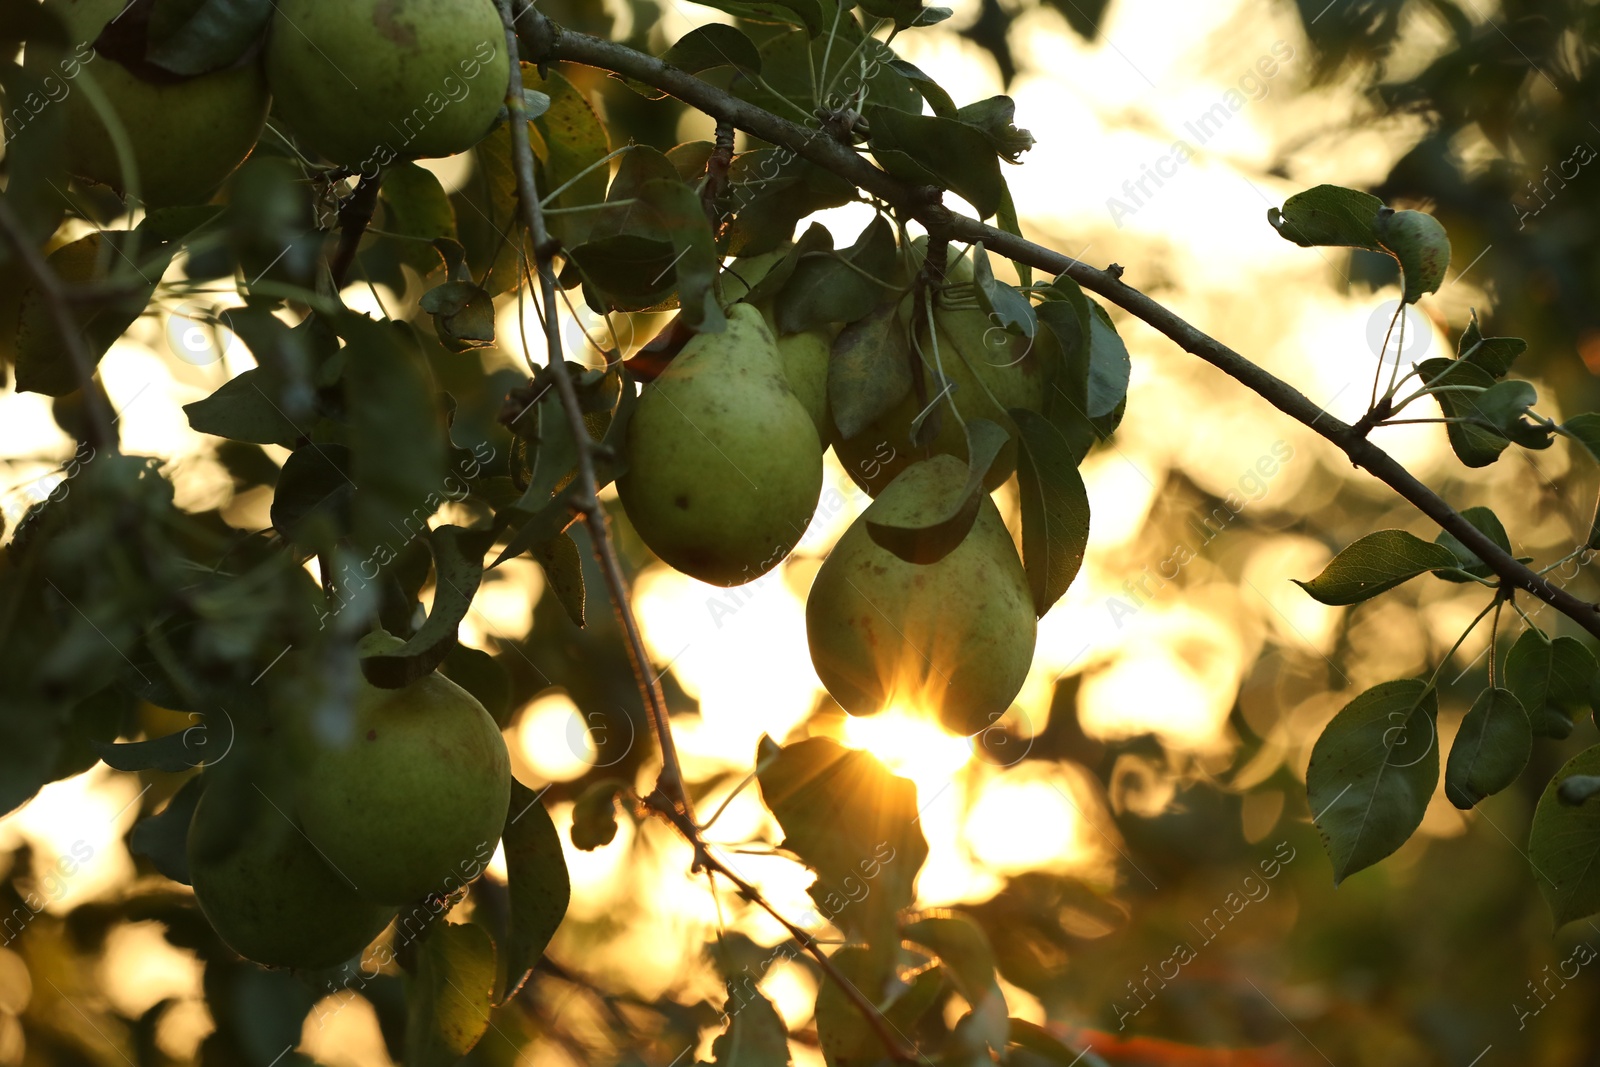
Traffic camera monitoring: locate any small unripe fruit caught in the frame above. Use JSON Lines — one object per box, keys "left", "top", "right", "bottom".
{"left": 25, "top": 0, "right": 270, "bottom": 205}
{"left": 265, "top": 0, "right": 511, "bottom": 167}
{"left": 188, "top": 785, "right": 396, "bottom": 970}
{"left": 295, "top": 633, "right": 512, "bottom": 904}
{"left": 806, "top": 455, "right": 1036, "bottom": 735}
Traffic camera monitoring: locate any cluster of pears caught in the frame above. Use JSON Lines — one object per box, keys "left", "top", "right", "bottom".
{"left": 620, "top": 240, "right": 1042, "bottom": 735}
{"left": 23, "top": 0, "right": 507, "bottom": 206}
{"left": 188, "top": 632, "right": 511, "bottom": 970}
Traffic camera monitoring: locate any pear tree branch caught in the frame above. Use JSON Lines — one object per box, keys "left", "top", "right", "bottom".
{"left": 510, "top": 6, "right": 1600, "bottom": 641}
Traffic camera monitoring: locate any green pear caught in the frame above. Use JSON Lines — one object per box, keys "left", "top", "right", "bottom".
{"left": 777, "top": 327, "right": 833, "bottom": 436}
{"left": 834, "top": 247, "right": 1043, "bottom": 496}
{"left": 295, "top": 633, "right": 511, "bottom": 904}
{"left": 188, "top": 784, "right": 396, "bottom": 970}
{"left": 806, "top": 455, "right": 1036, "bottom": 735}
{"left": 24, "top": 0, "right": 269, "bottom": 206}
{"left": 619, "top": 303, "right": 824, "bottom": 586}
{"left": 265, "top": 0, "right": 510, "bottom": 166}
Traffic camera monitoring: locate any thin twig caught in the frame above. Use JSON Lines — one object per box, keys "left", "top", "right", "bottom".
{"left": 0, "top": 196, "right": 116, "bottom": 451}
{"left": 496, "top": 0, "right": 692, "bottom": 816}
{"left": 513, "top": 8, "right": 1600, "bottom": 640}
{"left": 330, "top": 173, "right": 384, "bottom": 289}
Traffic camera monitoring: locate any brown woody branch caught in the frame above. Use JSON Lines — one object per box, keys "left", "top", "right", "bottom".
{"left": 512, "top": 6, "right": 1600, "bottom": 641}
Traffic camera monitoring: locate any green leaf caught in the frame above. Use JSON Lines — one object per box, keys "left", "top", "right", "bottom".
{"left": 776, "top": 217, "right": 895, "bottom": 335}
{"left": 1085, "top": 303, "right": 1130, "bottom": 419}
{"left": 571, "top": 779, "right": 626, "bottom": 851}
{"left": 858, "top": 0, "right": 951, "bottom": 31}
{"left": 405, "top": 922, "right": 496, "bottom": 1067}
{"left": 420, "top": 281, "right": 497, "bottom": 352}
{"left": 1416, "top": 357, "right": 1508, "bottom": 468}
{"left": 660, "top": 24, "right": 763, "bottom": 78}
{"left": 1562, "top": 412, "right": 1600, "bottom": 548}
{"left": 814, "top": 946, "right": 940, "bottom": 1067}
{"left": 144, "top": 0, "right": 274, "bottom": 75}
{"left": 1459, "top": 334, "right": 1527, "bottom": 379}
{"left": 184, "top": 368, "right": 305, "bottom": 447}
{"left": 270, "top": 443, "right": 352, "bottom": 548}
{"left": 1007, "top": 1020, "right": 1111, "bottom": 1067}
{"left": 952, "top": 97, "right": 1035, "bottom": 163}
{"left": 440, "top": 644, "right": 512, "bottom": 727}
{"left": 1011, "top": 408, "right": 1091, "bottom": 617}
{"left": 378, "top": 162, "right": 457, "bottom": 278}
{"left": 1292, "top": 529, "right": 1461, "bottom": 606}
{"left": 1444, "top": 687, "right": 1530, "bottom": 810}
{"left": 568, "top": 233, "right": 683, "bottom": 312}
{"left": 684, "top": 0, "right": 825, "bottom": 34}
{"left": 639, "top": 179, "right": 726, "bottom": 332}
{"left": 1431, "top": 505, "right": 1515, "bottom": 582}
{"left": 865, "top": 105, "right": 1005, "bottom": 219}
{"left": 15, "top": 232, "right": 175, "bottom": 396}
{"left": 889, "top": 59, "right": 958, "bottom": 117}
{"left": 703, "top": 983, "right": 792, "bottom": 1067}
{"left": 128, "top": 775, "right": 204, "bottom": 885}
{"left": 1374, "top": 208, "right": 1451, "bottom": 305}
{"left": 340, "top": 315, "right": 449, "bottom": 555}
{"left": 970, "top": 244, "right": 1035, "bottom": 340}
{"left": 1471, "top": 379, "right": 1551, "bottom": 449}
{"left": 757, "top": 736, "right": 928, "bottom": 946}
{"left": 1505, "top": 630, "right": 1598, "bottom": 740}
{"left": 360, "top": 526, "right": 496, "bottom": 689}
{"left": 866, "top": 419, "right": 1008, "bottom": 564}
{"left": 902, "top": 914, "right": 1007, "bottom": 1057}
{"left": 498, "top": 781, "right": 570, "bottom": 1003}
{"left": 722, "top": 151, "right": 857, "bottom": 257}
{"left": 95, "top": 724, "right": 213, "bottom": 773}
{"left": 830, "top": 301, "right": 913, "bottom": 441}
{"left": 530, "top": 532, "right": 586, "bottom": 629}
{"left": 1530, "top": 745, "right": 1600, "bottom": 927}
{"left": 526, "top": 65, "right": 611, "bottom": 251}
{"left": 1267, "top": 184, "right": 1384, "bottom": 250}
{"left": 1307, "top": 679, "right": 1439, "bottom": 884}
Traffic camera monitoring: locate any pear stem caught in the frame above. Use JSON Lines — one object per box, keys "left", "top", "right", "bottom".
{"left": 495, "top": 1, "right": 693, "bottom": 821}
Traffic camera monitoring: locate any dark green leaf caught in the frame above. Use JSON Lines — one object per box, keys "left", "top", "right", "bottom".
{"left": 1505, "top": 629, "right": 1597, "bottom": 740}
{"left": 1010, "top": 408, "right": 1091, "bottom": 616}
{"left": 145, "top": 0, "right": 274, "bottom": 75}
{"left": 530, "top": 532, "right": 586, "bottom": 628}
{"left": 1530, "top": 745, "right": 1600, "bottom": 927}
{"left": 498, "top": 781, "right": 570, "bottom": 1002}
{"left": 830, "top": 302, "right": 913, "bottom": 440}
{"left": 340, "top": 315, "right": 449, "bottom": 554}
{"left": 129, "top": 775, "right": 204, "bottom": 885}
{"left": 1431, "top": 505, "right": 1516, "bottom": 582}
{"left": 1292, "top": 529, "right": 1461, "bottom": 605}
{"left": 814, "top": 946, "right": 940, "bottom": 1067}
{"left": 440, "top": 644, "right": 512, "bottom": 728}
{"left": 184, "top": 368, "right": 305, "bottom": 447}
{"left": 421, "top": 281, "right": 497, "bottom": 352}
{"left": 661, "top": 24, "right": 762, "bottom": 77}
{"left": 1267, "top": 184, "right": 1384, "bottom": 250}
{"left": 704, "top": 983, "right": 791, "bottom": 1067}
{"left": 571, "top": 779, "right": 626, "bottom": 851}
{"left": 757, "top": 736, "right": 928, "bottom": 945}
{"left": 1562, "top": 412, "right": 1600, "bottom": 548}
{"left": 1444, "top": 687, "right": 1530, "bottom": 809}
{"left": 569, "top": 233, "right": 683, "bottom": 312}
{"left": 1374, "top": 207, "right": 1451, "bottom": 305}
{"left": 902, "top": 914, "right": 1007, "bottom": 1056}
{"left": 270, "top": 443, "right": 353, "bottom": 547}
{"left": 889, "top": 59, "right": 958, "bottom": 117}
{"left": 776, "top": 254, "right": 878, "bottom": 336}
{"left": 527, "top": 65, "right": 610, "bottom": 250}
{"left": 1307, "top": 679, "right": 1439, "bottom": 884}
{"left": 952, "top": 96, "right": 1035, "bottom": 162}
{"left": 95, "top": 724, "right": 213, "bottom": 773}
{"left": 640, "top": 179, "right": 726, "bottom": 331}
{"left": 865, "top": 105, "right": 1005, "bottom": 219}
{"left": 970, "top": 244, "right": 1035, "bottom": 340}
{"left": 1460, "top": 336, "right": 1527, "bottom": 379}
{"left": 685, "top": 0, "right": 824, "bottom": 34}
{"left": 360, "top": 526, "right": 496, "bottom": 689}
{"left": 406, "top": 922, "right": 496, "bottom": 1067}
{"left": 1085, "top": 303, "right": 1129, "bottom": 419}
{"left": 722, "top": 151, "right": 857, "bottom": 257}
{"left": 866, "top": 419, "right": 1008, "bottom": 564}
{"left": 378, "top": 162, "right": 457, "bottom": 277}
{"left": 1416, "top": 357, "right": 1508, "bottom": 467}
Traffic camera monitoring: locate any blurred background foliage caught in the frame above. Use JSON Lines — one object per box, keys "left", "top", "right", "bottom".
{"left": 6, "top": 0, "right": 1600, "bottom": 1065}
